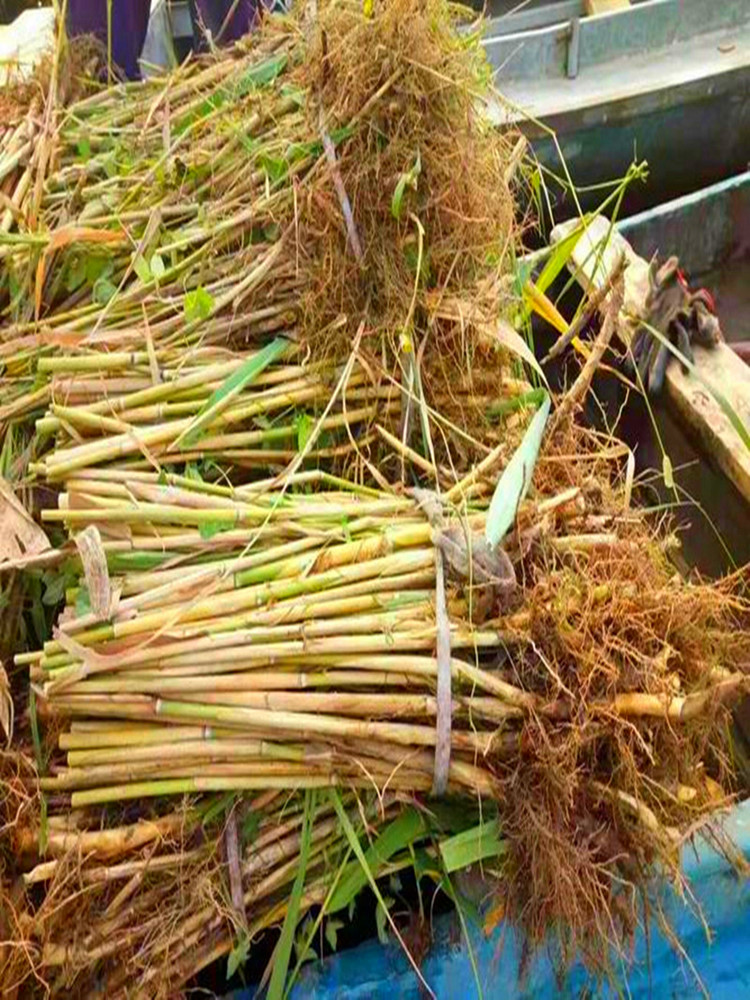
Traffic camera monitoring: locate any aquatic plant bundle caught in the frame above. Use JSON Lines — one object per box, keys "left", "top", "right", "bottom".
{"left": 9, "top": 784, "right": 497, "bottom": 997}
{"left": 23, "top": 335, "right": 534, "bottom": 486}
{"left": 0, "top": 0, "right": 521, "bottom": 481}
{"left": 11, "top": 421, "right": 750, "bottom": 995}
{"left": 2, "top": 2, "right": 750, "bottom": 997}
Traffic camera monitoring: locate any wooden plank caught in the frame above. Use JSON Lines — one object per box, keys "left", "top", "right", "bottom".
{"left": 584, "top": 0, "right": 631, "bottom": 14}
{"left": 551, "top": 214, "right": 750, "bottom": 505}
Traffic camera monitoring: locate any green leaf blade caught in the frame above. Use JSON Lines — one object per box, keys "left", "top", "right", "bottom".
{"left": 236, "top": 53, "right": 288, "bottom": 95}
{"left": 439, "top": 819, "right": 506, "bottom": 873}
{"left": 486, "top": 392, "right": 551, "bottom": 549}
{"left": 178, "top": 336, "right": 290, "bottom": 449}
{"left": 184, "top": 286, "right": 215, "bottom": 324}
{"left": 267, "top": 789, "right": 315, "bottom": 1000}
{"left": 328, "top": 805, "right": 426, "bottom": 914}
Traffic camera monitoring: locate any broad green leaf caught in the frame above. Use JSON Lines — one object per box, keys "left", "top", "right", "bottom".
{"left": 85, "top": 255, "right": 114, "bottom": 285}
{"left": 439, "top": 819, "right": 506, "bottom": 873}
{"left": 76, "top": 138, "right": 91, "bottom": 159}
{"left": 518, "top": 220, "right": 589, "bottom": 325}
{"left": 258, "top": 152, "right": 288, "bottom": 185}
{"left": 178, "top": 337, "right": 289, "bottom": 448}
{"left": 391, "top": 152, "right": 421, "bottom": 220}
{"left": 199, "top": 520, "right": 228, "bottom": 541}
{"left": 184, "top": 286, "right": 215, "bottom": 324}
{"left": 150, "top": 254, "right": 165, "bottom": 280}
{"left": 325, "top": 918, "right": 344, "bottom": 952}
{"left": 236, "top": 53, "right": 287, "bottom": 95}
{"left": 329, "top": 806, "right": 426, "bottom": 913}
{"left": 295, "top": 412, "right": 314, "bottom": 454}
{"left": 486, "top": 391, "right": 551, "bottom": 549}
{"left": 267, "top": 789, "right": 314, "bottom": 1000}
{"left": 92, "top": 276, "right": 117, "bottom": 305}
{"left": 107, "top": 551, "right": 168, "bottom": 573}
{"left": 536, "top": 220, "right": 586, "bottom": 296}
{"left": 65, "top": 255, "right": 87, "bottom": 292}
{"left": 487, "top": 387, "right": 547, "bottom": 421}
{"left": 133, "top": 254, "right": 151, "bottom": 284}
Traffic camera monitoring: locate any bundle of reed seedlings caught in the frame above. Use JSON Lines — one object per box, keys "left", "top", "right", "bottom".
{"left": 25, "top": 336, "right": 534, "bottom": 490}
{"left": 4, "top": 3, "right": 750, "bottom": 995}
{"left": 26, "top": 476, "right": 518, "bottom": 805}
{"left": 11, "top": 780, "right": 503, "bottom": 998}
{"left": 0, "top": 36, "right": 106, "bottom": 468}
{"left": 31, "top": 341, "right": 395, "bottom": 479}
{"left": 12, "top": 421, "right": 750, "bottom": 991}
{"left": 0, "top": 0, "right": 522, "bottom": 486}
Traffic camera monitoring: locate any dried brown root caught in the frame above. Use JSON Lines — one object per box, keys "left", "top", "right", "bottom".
{"left": 269, "top": 0, "right": 522, "bottom": 472}
{"left": 482, "top": 417, "right": 750, "bottom": 982}
{"left": 1, "top": 750, "right": 42, "bottom": 995}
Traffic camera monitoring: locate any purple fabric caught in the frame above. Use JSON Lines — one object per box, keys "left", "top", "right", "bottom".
{"left": 67, "top": 0, "right": 150, "bottom": 80}
{"left": 191, "top": 0, "right": 260, "bottom": 44}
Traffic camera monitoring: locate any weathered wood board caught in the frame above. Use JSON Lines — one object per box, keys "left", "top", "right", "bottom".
{"left": 551, "top": 214, "right": 750, "bottom": 505}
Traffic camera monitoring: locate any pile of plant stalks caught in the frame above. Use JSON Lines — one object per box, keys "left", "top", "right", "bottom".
{"left": 5, "top": 418, "right": 747, "bottom": 994}
{"left": 0, "top": 30, "right": 103, "bottom": 232}
{"left": 25, "top": 338, "right": 532, "bottom": 484}
{"left": 1, "top": 1, "right": 750, "bottom": 997}
{"left": 0, "top": 0, "right": 521, "bottom": 480}
{"left": 10, "top": 784, "right": 490, "bottom": 997}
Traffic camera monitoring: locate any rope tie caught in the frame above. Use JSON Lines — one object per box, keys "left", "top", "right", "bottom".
{"left": 413, "top": 488, "right": 452, "bottom": 797}
{"left": 413, "top": 489, "right": 517, "bottom": 796}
